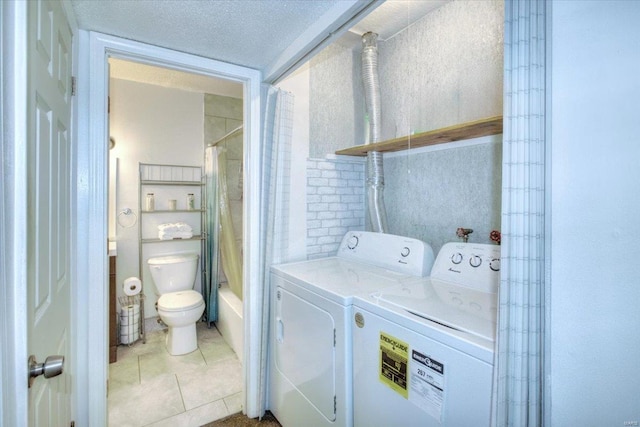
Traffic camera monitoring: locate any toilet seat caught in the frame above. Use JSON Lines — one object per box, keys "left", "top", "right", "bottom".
{"left": 158, "top": 290, "right": 204, "bottom": 312}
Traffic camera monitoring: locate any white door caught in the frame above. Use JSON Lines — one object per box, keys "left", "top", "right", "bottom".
{"left": 27, "top": 0, "right": 74, "bottom": 425}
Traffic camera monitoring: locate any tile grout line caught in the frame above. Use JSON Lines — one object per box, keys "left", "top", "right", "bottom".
{"left": 109, "top": 326, "right": 240, "bottom": 426}
{"left": 175, "top": 373, "right": 188, "bottom": 414}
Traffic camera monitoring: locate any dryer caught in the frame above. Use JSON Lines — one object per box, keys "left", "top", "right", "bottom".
{"left": 269, "top": 231, "right": 435, "bottom": 427}
{"left": 352, "top": 242, "right": 500, "bottom": 427}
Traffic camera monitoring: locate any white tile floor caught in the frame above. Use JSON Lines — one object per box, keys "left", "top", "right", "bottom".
{"left": 108, "top": 321, "right": 243, "bottom": 427}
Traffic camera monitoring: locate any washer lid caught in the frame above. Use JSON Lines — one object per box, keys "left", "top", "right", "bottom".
{"left": 158, "top": 290, "right": 203, "bottom": 312}
{"left": 272, "top": 257, "right": 414, "bottom": 305}
{"left": 373, "top": 278, "right": 497, "bottom": 342}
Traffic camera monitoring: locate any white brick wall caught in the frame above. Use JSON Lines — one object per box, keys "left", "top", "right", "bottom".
{"left": 307, "top": 156, "right": 365, "bottom": 259}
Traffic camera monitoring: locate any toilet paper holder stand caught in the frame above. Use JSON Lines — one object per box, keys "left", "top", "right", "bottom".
{"left": 118, "top": 294, "right": 146, "bottom": 345}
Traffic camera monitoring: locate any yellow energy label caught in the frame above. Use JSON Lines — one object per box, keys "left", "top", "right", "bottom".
{"left": 379, "top": 332, "right": 409, "bottom": 398}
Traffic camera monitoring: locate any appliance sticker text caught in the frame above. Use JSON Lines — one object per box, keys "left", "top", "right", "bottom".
{"left": 379, "top": 332, "right": 409, "bottom": 398}
{"left": 410, "top": 349, "right": 445, "bottom": 422}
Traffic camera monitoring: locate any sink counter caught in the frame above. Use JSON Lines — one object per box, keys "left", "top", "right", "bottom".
{"left": 108, "top": 240, "right": 117, "bottom": 257}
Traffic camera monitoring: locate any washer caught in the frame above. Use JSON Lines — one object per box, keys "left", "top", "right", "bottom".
{"left": 269, "top": 231, "right": 435, "bottom": 427}
{"left": 352, "top": 242, "right": 501, "bottom": 427}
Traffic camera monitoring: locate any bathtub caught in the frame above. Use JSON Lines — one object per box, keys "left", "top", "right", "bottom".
{"left": 216, "top": 283, "right": 243, "bottom": 363}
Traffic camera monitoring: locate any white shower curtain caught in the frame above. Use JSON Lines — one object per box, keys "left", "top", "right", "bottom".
{"left": 257, "top": 85, "right": 295, "bottom": 416}
{"left": 204, "top": 145, "right": 243, "bottom": 322}
{"left": 217, "top": 147, "right": 243, "bottom": 300}
{"left": 492, "top": 0, "right": 547, "bottom": 425}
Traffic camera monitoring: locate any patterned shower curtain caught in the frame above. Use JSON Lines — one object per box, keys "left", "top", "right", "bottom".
{"left": 257, "top": 85, "right": 295, "bottom": 416}
{"left": 492, "top": 0, "right": 547, "bottom": 425}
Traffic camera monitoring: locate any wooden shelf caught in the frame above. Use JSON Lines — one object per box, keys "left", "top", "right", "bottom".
{"left": 335, "top": 116, "right": 502, "bottom": 157}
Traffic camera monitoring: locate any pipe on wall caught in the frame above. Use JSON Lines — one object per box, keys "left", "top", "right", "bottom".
{"left": 361, "top": 32, "right": 389, "bottom": 233}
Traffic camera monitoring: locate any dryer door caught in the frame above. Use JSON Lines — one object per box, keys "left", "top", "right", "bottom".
{"left": 275, "top": 286, "right": 336, "bottom": 421}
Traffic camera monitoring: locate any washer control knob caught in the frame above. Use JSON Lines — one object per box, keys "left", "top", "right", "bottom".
{"left": 470, "top": 255, "right": 482, "bottom": 268}
{"left": 490, "top": 258, "right": 501, "bottom": 271}
{"left": 451, "top": 252, "right": 463, "bottom": 264}
{"left": 400, "top": 247, "right": 410, "bottom": 257}
{"left": 347, "top": 235, "right": 359, "bottom": 250}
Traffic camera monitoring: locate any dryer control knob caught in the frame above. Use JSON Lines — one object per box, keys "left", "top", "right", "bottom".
{"left": 470, "top": 255, "right": 482, "bottom": 268}
{"left": 347, "top": 235, "right": 359, "bottom": 250}
{"left": 451, "top": 252, "right": 463, "bottom": 264}
{"left": 490, "top": 258, "right": 501, "bottom": 271}
{"left": 400, "top": 247, "right": 410, "bottom": 257}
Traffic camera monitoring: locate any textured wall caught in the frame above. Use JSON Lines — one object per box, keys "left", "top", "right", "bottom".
{"left": 384, "top": 137, "right": 502, "bottom": 255}
{"left": 309, "top": 43, "right": 365, "bottom": 158}
{"left": 307, "top": 0, "right": 504, "bottom": 255}
{"left": 378, "top": 0, "right": 504, "bottom": 138}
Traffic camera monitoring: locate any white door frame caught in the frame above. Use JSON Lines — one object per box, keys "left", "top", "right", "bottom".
{"left": 75, "top": 31, "right": 262, "bottom": 424}
{"left": 1, "top": 2, "right": 29, "bottom": 426}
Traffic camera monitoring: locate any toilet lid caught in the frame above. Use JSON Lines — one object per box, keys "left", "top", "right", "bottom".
{"left": 158, "top": 290, "right": 203, "bottom": 312}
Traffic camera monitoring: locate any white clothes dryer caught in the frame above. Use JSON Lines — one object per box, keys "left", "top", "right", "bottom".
{"left": 352, "top": 242, "right": 501, "bottom": 427}
{"left": 269, "top": 231, "right": 435, "bottom": 427}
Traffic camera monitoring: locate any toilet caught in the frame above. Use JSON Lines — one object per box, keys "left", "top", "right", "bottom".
{"left": 147, "top": 253, "right": 205, "bottom": 355}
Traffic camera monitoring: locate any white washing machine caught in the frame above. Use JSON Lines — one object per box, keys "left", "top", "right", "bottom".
{"left": 352, "top": 242, "right": 501, "bottom": 427}
{"left": 269, "top": 231, "right": 435, "bottom": 427}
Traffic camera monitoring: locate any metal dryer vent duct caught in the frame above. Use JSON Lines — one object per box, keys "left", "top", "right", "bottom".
{"left": 362, "top": 32, "right": 389, "bottom": 233}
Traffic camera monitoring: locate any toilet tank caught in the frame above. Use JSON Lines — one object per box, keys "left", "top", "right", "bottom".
{"left": 147, "top": 253, "right": 199, "bottom": 295}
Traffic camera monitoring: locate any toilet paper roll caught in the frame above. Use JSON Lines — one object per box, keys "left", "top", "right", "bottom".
{"left": 120, "top": 326, "right": 139, "bottom": 344}
{"left": 123, "top": 276, "right": 141, "bottom": 296}
{"left": 119, "top": 305, "right": 139, "bottom": 315}
{"left": 119, "top": 304, "right": 140, "bottom": 325}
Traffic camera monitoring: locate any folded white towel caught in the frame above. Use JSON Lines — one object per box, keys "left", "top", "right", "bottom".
{"left": 158, "top": 222, "right": 193, "bottom": 233}
{"left": 157, "top": 223, "right": 172, "bottom": 232}
{"left": 175, "top": 222, "right": 192, "bottom": 232}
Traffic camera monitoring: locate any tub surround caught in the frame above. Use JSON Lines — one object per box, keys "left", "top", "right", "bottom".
{"left": 216, "top": 283, "right": 243, "bottom": 363}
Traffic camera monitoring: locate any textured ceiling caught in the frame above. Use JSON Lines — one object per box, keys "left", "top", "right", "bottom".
{"left": 72, "top": 1, "right": 450, "bottom": 81}
{"left": 71, "top": 0, "right": 344, "bottom": 74}
{"left": 84, "top": 0, "right": 450, "bottom": 93}
{"left": 349, "top": 0, "right": 448, "bottom": 41}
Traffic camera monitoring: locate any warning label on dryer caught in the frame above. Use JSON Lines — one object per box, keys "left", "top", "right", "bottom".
{"left": 379, "top": 332, "right": 409, "bottom": 398}
{"left": 410, "top": 350, "right": 445, "bottom": 422}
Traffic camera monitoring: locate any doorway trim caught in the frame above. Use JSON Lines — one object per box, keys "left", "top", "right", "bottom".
{"left": 1, "top": 2, "right": 28, "bottom": 426}
{"left": 76, "top": 31, "right": 262, "bottom": 424}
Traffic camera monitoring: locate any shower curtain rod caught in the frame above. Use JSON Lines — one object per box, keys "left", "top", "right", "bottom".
{"left": 208, "top": 124, "right": 244, "bottom": 147}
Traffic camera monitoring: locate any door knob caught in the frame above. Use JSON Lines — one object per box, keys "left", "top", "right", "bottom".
{"left": 28, "top": 355, "right": 64, "bottom": 387}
